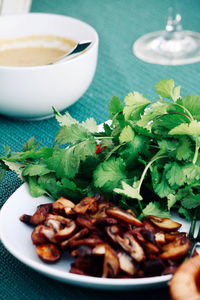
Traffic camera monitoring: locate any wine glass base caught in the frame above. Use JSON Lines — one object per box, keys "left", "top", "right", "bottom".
{"left": 133, "top": 30, "right": 200, "bottom": 65}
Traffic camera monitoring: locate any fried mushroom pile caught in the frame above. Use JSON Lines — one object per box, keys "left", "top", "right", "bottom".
{"left": 20, "top": 195, "right": 192, "bottom": 278}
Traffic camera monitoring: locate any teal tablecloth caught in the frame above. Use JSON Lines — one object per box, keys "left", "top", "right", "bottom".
{"left": 1, "top": 0, "right": 200, "bottom": 299}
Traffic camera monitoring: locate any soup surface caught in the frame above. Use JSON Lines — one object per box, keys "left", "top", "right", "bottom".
{"left": 0, "top": 35, "right": 76, "bottom": 67}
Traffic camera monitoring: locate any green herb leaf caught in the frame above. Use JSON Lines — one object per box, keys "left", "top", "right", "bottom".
{"left": 155, "top": 78, "right": 180, "bottom": 101}
{"left": 142, "top": 202, "right": 170, "bottom": 218}
{"left": 93, "top": 157, "right": 126, "bottom": 193}
{"left": 114, "top": 180, "right": 142, "bottom": 200}
{"left": 119, "top": 125, "right": 135, "bottom": 144}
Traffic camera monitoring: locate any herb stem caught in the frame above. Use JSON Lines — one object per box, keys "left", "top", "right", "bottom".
{"left": 168, "top": 111, "right": 192, "bottom": 122}
{"left": 193, "top": 140, "right": 199, "bottom": 164}
{"left": 173, "top": 103, "right": 194, "bottom": 121}
{"left": 94, "top": 136, "right": 113, "bottom": 140}
{"left": 105, "top": 144, "right": 124, "bottom": 160}
{"left": 137, "top": 155, "right": 167, "bottom": 193}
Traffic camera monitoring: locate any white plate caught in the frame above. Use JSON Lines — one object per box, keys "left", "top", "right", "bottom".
{"left": 0, "top": 183, "right": 193, "bottom": 290}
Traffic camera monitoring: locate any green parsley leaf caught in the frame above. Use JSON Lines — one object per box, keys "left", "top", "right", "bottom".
{"left": 137, "top": 101, "right": 168, "bottom": 129}
{"left": 169, "top": 120, "right": 200, "bottom": 138}
{"left": 123, "top": 92, "right": 150, "bottom": 121}
{"left": 22, "top": 163, "right": 53, "bottom": 177}
{"left": 176, "top": 95, "right": 200, "bottom": 121}
{"left": 182, "top": 195, "right": 200, "bottom": 209}
{"left": 114, "top": 180, "right": 142, "bottom": 200}
{"left": 28, "top": 176, "right": 47, "bottom": 197}
{"left": 108, "top": 96, "right": 124, "bottom": 118}
{"left": 93, "top": 157, "right": 126, "bottom": 193}
{"left": 119, "top": 125, "right": 135, "bottom": 144}
{"left": 142, "top": 202, "right": 170, "bottom": 218}
{"left": 165, "top": 162, "right": 185, "bottom": 187}
{"left": 175, "top": 136, "right": 193, "bottom": 161}
{"left": 167, "top": 194, "right": 177, "bottom": 210}
{"left": 155, "top": 79, "right": 180, "bottom": 101}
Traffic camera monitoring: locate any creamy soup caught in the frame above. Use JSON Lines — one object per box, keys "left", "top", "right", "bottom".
{"left": 0, "top": 35, "right": 77, "bottom": 67}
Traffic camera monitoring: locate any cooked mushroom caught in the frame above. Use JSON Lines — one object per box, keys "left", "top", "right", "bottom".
{"left": 102, "top": 245, "right": 120, "bottom": 278}
{"left": 92, "top": 244, "right": 106, "bottom": 255}
{"left": 31, "top": 225, "right": 51, "bottom": 245}
{"left": 95, "top": 217, "right": 118, "bottom": 228}
{"left": 32, "top": 224, "right": 58, "bottom": 244}
{"left": 144, "top": 242, "right": 160, "bottom": 255}
{"left": 36, "top": 244, "right": 61, "bottom": 262}
{"left": 60, "top": 228, "right": 89, "bottom": 249}
{"left": 52, "top": 197, "right": 75, "bottom": 215}
{"left": 20, "top": 203, "right": 52, "bottom": 225}
{"left": 76, "top": 215, "right": 96, "bottom": 230}
{"left": 131, "top": 228, "right": 145, "bottom": 243}
{"left": 55, "top": 220, "right": 76, "bottom": 241}
{"left": 105, "top": 225, "right": 122, "bottom": 243}
{"left": 147, "top": 216, "right": 181, "bottom": 231}
{"left": 160, "top": 236, "right": 191, "bottom": 260}
{"left": 106, "top": 207, "right": 143, "bottom": 227}
{"left": 155, "top": 232, "right": 166, "bottom": 246}
{"left": 73, "top": 196, "right": 97, "bottom": 214}
{"left": 67, "top": 235, "right": 104, "bottom": 249}
{"left": 116, "top": 232, "right": 146, "bottom": 262}
{"left": 117, "top": 251, "right": 135, "bottom": 276}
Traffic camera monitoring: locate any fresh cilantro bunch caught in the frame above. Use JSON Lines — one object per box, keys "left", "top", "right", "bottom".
{"left": 1, "top": 79, "right": 200, "bottom": 221}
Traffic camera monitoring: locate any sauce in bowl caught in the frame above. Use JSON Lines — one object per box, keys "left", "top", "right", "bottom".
{"left": 0, "top": 35, "right": 76, "bottom": 66}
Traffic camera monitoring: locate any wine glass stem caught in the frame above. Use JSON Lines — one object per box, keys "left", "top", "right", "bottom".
{"left": 165, "top": 0, "right": 183, "bottom": 39}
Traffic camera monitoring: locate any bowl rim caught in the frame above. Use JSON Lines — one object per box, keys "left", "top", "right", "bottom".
{"left": 0, "top": 12, "right": 99, "bottom": 70}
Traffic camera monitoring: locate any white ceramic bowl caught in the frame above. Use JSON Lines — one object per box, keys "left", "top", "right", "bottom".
{"left": 0, "top": 13, "right": 99, "bottom": 120}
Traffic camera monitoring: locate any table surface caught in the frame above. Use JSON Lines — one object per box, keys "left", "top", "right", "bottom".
{"left": 1, "top": 0, "right": 200, "bottom": 299}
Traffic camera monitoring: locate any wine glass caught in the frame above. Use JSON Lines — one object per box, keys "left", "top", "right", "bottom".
{"left": 133, "top": 1, "right": 200, "bottom": 65}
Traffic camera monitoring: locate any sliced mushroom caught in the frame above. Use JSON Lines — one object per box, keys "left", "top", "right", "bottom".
{"left": 44, "top": 214, "right": 77, "bottom": 241}
{"left": 131, "top": 228, "right": 145, "bottom": 243}
{"left": 31, "top": 225, "right": 50, "bottom": 245}
{"left": 144, "top": 242, "right": 160, "bottom": 255}
{"left": 165, "top": 232, "right": 186, "bottom": 243}
{"left": 91, "top": 202, "right": 111, "bottom": 219}
{"left": 92, "top": 244, "right": 106, "bottom": 255}
{"left": 116, "top": 232, "right": 146, "bottom": 262}
{"left": 160, "top": 236, "right": 191, "bottom": 260}
{"left": 60, "top": 228, "right": 89, "bottom": 249}
{"left": 95, "top": 217, "right": 118, "bottom": 227}
{"left": 102, "top": 245, "right": 120, "bottom": 278}
{"left": 106, "top": 207, "right": 142, "bottom": 227}
{"left": 117, "top": 251, "right": 135, "bottom": 276}
{"left": 155, "top": 232, "right": 166, "bottom": 246}
{"left": 20, "top": 203, "right": 52, "bottom": 225}
{"left": 52, "top": 197, "right": 75, "bottom": 215}
{"left": 67, "top": 235, "right": 104, "bottom": 249}
{"left": 126, "top": 208, "right": 137, "bottom": 218}
{"left": 105, "top": 225, "right": 122, "bottom": 243}
{"left": 73, "top": 196, "right": 97, "bottom": 214}
{"left": 36, "top": 244, "right": 61, "bottom": 262}
{"left": 55, "top": 220, "right": 76, "bottom": 241}
{"left": 76, "top": 215, "right": 96, "bottom": 230}
{"left": 143, "top": 218, "right": 158, "bottom": 232}
{"left": 147, "top": 216, "right": 181, "bottom": 231}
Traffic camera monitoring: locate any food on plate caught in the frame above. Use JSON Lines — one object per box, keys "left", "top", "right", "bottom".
{"left": 0, "top": 35, "right": 76, "bottom": 66}
{"left": 20, "top": 195, "right": 192, "bottom": 278}
{"left": 169, "top": 255, "right": 200, "bottom": 300}
{"left": 1, "top": 79, "right": 200, "bottom": 226}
